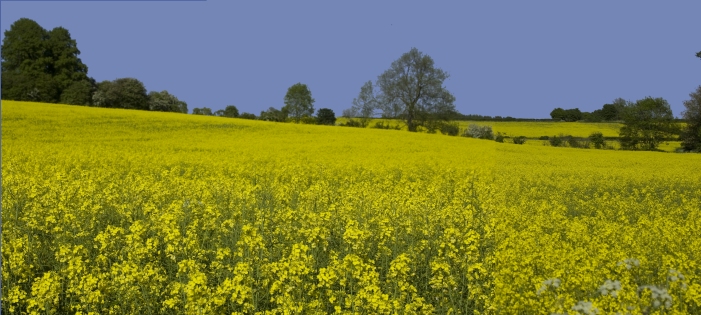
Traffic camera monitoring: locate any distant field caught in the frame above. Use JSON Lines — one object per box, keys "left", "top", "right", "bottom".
{"left": 3, "top": 101, "right": 701, "bottom": 314}
{"left": 336, "top": 117, "right": 624, "bottom": 137}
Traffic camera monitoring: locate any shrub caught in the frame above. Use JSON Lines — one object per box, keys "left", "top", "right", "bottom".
{"left": 300, "top": 116, "right": 317, "bottom": 124}
{"left": 239, "top": 112, "right": 256, "bottom": 120}
{"left": 495, "top": 132, "right": 505, "bottom": 143}
{"left": 463, "top": 124, "right": 494, "bottom": 139}
{"left": 589, "top": 132, "right": 605, "bottom": 149}
{"left": 512, "top": 136, "right": 527, "bottom": 145}
{"left": 440, "top": 122, "right": 460, "bottom": 136}
{"left": 372, "top": 121, "right": 401, "bottom": 130}
{"left": 539, "top": 136, "right": 549, "bottom": 140}
{"left": 339, "top": 119, "right": 363, "bottom": 127}
{"left": 549, "top": 135, "right": 563, "bottom": 147}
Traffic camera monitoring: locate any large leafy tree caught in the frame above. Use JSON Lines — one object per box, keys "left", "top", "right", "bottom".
{"left": 1, "top": 18, "right": 90, "bottom": 103}
{"left": 681, "top": 86, "right": 701, "bottom": 152}
{"left": 93, "top": 78, "right": 149, "bottom": 110}
{"left": 619, "top": 97, "right": 678, "bottom": 150}
{"left": 316, "top": 108, "right": 336, "bottom": 125}
{"left": 283, "top": 83, "right": 315, "bottom": 122}
{"left": 220, "top": 105, "right": 240, "bottom": 118}
{"left": 376, "top": 48, "right": 456, "bottom": 132}
{"left": 148, "top": 90, "right": 187, "bottom": 113}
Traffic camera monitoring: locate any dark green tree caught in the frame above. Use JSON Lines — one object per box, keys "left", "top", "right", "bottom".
{"left": 376, "top": 48, "right": 456, "bottom": 132}
{"left": 316, "top": 108, "right": 336, "bottom": 125}
{"left": 93, "top": 78, "right": 149, "bottom": 110}
{"left": 60, "top": 79, "right": 95, "bottom": 105}
{"left": 351, "top": 80, "right": 378, "bottom": 127}
{"left": 192, "top": 107, "right": 213, "bottom": 115}
{"left": 681, "top": 85, "right": 701, "bottom": 152}
{"left": 600, "top": 104, "right": 619, "bottom": 121}
{"left": 259, "top": 107, "right": 288, "bottom": 122}
{"left": 619, "top": 97, "right": 678, "bottom": 150}
{"left": 696, "top": 51, "right": 701, "bottom": 59}
{"left": 1, "top": 18, "right": 57, "bottom": 102}
{"left": 283, "top": 83, "right": 315, "bottom": 122}
{"left": 239, "top": 112, "right": 256, "bottom": 120}
{"left": 219, "top": 105, "right": 239, "bottom": 118}
{"left": 550, "top": 108, "right": 566, "bottom": 120}
{"left": 148, "top": 90, "right": 187, "bottom": 113}
{"left": 1, "top": 18, "right": 90, "bottom": 103}
{"left": 44, "top": 27, "right": 89, "bottom": 96}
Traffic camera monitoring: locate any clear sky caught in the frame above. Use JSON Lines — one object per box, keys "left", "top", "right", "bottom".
{"left": 2, "top": 1, "right": 699, "bottom": 118}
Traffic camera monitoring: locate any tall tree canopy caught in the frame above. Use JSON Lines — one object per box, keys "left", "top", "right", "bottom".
{"left": 148, "top": 90, "right": 187, "bottom": 113}
{"left": 283, "top": 83, "right": 315, "bottom": 122}
{"left": 93, "top": 78, "right": 149, "bottom": 110}
{"left": 619, "top": 97, "right": 678, "bottom": 151}
{"left": 1, "top": 18, "right": 91, "bottom": 104}
{"left": 376, "top": 48, "right": 456, "bottom": 132}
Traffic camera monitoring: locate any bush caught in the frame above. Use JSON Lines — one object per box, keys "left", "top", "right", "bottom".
{"left": 539, "top": 136, "right": 549, "bottom": 140}
{"left": 316, "top": 108, "right": 336, "bottom": 125}
{"left": 440, "top": 122, "right": 460, "bottom": 136}
{"left": 512, "top": 136, "right": 527, "bottom": 144}
{"left": 495, "top": 132, "right": 505, "bottom": 143}
{"left": 462, "top": 124, "right": 494, "bottom": 139}
{"left": 549, "top": 135, "right": 566, "bottom": 147}
{"left": 589, "top": 132, "right": 605, "bottom": 149}
{"left": 372, "top": 121, "right": 401, "bottom": 130}
{"left": 300, "top": 116, "right": 317, "bottom": 124}
{"left": 239, "top": 112, "right": 256, "bottom": 120}
{"left": 339, "top": 119, "right": 363, "bottom": 127}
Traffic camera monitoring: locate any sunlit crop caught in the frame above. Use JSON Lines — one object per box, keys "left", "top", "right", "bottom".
{"left": 3, "top": 101, "right": 701, "bottom": 314}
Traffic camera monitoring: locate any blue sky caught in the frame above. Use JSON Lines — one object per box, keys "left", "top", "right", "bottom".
{"left": 2, "top": 1, "right": 699, "bottom": 118}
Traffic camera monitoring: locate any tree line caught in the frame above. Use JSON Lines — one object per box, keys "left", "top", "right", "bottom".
{"left": 2, "top": 18, "right": 700, "bottom": 152}
{"left": 1, "top": 18, "right": 190, "bottom": 114}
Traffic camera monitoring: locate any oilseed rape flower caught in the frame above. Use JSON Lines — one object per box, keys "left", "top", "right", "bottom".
{"left": 2, "top": 101, "right": 701, "bottom": 314}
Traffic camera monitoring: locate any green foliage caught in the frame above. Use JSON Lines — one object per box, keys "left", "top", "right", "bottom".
{"left": 371, "top": 121, "right": 401, "bottom": 130}
{"left": 512, "top": 136, "right": 527, "bottom": 145}
{"left": 316, "top": 108, "right": 336, "bottom": 125}
{"left": 339, "top": 119, "right": 363, "bottom": 127}
{"left": 463, "top": 124, "right": 494, "bottom": 139}
{"left": 681, "top": 85, "right": 701, "bottom": 152}
{"left": 148, "top": 90, "right": 187, "bottom": 113}
{"left": 60, "top": 79, "right": 94, "bottom": 105}
{"left": 1, "top": 18, "right": 89, "bottom": 103}
{"left": 192, "top": 107, "right": 213, "bottom": 115}
{"left": 440, "top": 122, "right": 460, "bottom": 136}
{"left": 259, "top": 107, "right": 288, "bottom": 122}
{"left": 239, "top": 112, "right": 256, "bottom": 120}
{"left": 539, "top": 136, "right": 549, "bottom": 140}
{"left": 218, "top": 105, "right": 240, "bottom": 118}
{"left": 550, "top": 108, "right": 583, "bottom": 122}
{"left": 376, "top": 48, "right": 456, "bottom": 132}
{"left": 619, "top": 97, "right": 678, "bottom": 151}
{"left": 589, "top": 132, "right": 605, "bottom": 149}
{"left": 549, "top": 135, "right": 564, "bottom": 147}
{"left": 300, "top": 116, "right": 317, "bottom": 125}
{"left": 495, "top": 132, "right": 505, "bottom": 143}
{"left": 283, "top": 83, "right": 315, "bottom": 123}
{"left": 93, "top": 78, "right": 149, "bottom": 110}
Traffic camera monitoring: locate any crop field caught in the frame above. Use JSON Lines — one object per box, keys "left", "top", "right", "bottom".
{"left": 336, "top": 117, "right": 624, "bottom": 138}
{"left": 3, "top": 101, "right": 701, "bottom": 314}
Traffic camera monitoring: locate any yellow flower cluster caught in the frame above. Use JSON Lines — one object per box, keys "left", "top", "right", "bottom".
{"left": 2, "top": 101, "right": 700, "bottom": 314}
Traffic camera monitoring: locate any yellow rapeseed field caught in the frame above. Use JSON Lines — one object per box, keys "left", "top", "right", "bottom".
{"left": 2, "top": 101, "right": 701, "bottom": 314}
